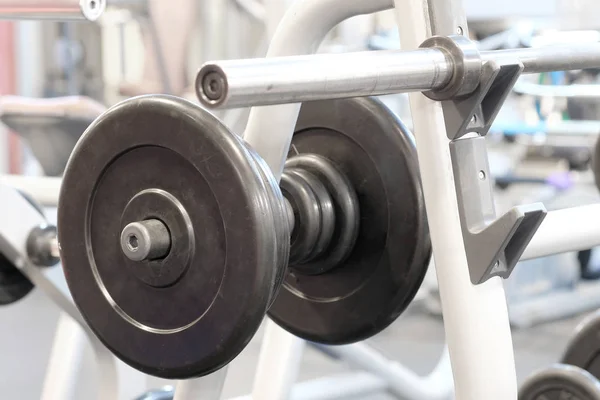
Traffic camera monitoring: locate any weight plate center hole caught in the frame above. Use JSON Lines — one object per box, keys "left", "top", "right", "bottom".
{"left": 127, "top": 234, "right": 139, "bottom": 252}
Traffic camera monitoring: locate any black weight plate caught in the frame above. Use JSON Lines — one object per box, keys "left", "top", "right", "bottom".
{"left": 268, "top": 97, "right": 432, "bottom": 344}
{"left": 58, "top": 95, "right": 280, "bottom": 379}
{"left": 0, "top": 190, "right": 45, "bottom": 305}
{"left": 519, "top": 364, "right": 600, "bottom": 400}
{"left": 563, "top": 310, "right": 600, "bottom": 379}
{"left": 0, "top": 256, "right": 34, "bottom": 306}
{"left": 243, "top": 144, "right": 290, "bottom": 306}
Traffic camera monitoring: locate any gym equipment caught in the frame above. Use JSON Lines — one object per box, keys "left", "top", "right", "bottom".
{"left": 34, "top": 0, "right": 600, "bottom": 397}
{"left": 0, "top": 190, "right": 55, "bottom": 305}
{"left": 0, "top": 250, "right": 33, "bottom": 305}
{"left": 563, "top": 311, "right": 600, "bottom": 379}
{"left": 0, "top": 96, "right": 105, "bottom": 176}
{"left": 188, "top": 0, "right": 600, "bottom": 398}
{"left": 58, "top": 93, "right": 431, "bottom": 378}
{"left": 519, "top": 364, "right": 600, "bottom": 400}
{"left": 59, "top": 94, "right": 282, "bottom": 379}
{"left": 268, "top": 97, "right": 431, "bottom": 344}
{"left": 0, "top": 182, "right": 156, "bottom": 399}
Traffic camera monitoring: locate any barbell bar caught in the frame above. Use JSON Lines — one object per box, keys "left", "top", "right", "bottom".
{"left": 196, "top": 41, "right": 600, "bottom": 109}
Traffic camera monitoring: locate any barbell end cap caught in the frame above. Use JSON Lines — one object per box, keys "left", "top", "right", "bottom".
{"left": 196, "top": 65, "right": 228, "bottom": 108}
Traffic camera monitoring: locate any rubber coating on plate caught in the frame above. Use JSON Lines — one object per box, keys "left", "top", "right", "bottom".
{"left": 519, "top": 364, "right": 600, "bottom": 400}
{"left": 58, "top": 95, "right": 281, "bottom": 379}
{"left": 563, "top": 310, "right": 600, "bottom": 379}
{"left": 285, "top": 154, "right": 359, "bottom": 274}
{"left": 268, "top": 97, "right": 432, "bottom": 344}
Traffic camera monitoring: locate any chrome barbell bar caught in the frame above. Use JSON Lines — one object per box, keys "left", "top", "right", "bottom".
{"left": 196, "top": 40, "right": 600, "bottom": 109}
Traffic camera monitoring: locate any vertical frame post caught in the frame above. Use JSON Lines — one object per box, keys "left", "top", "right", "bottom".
{"left": 251, "top": 321, "right": 306, "bottom": 400}
{"left": 393, "top": 0, "right": 518, "bottom": 399}
{"left": 173, "top": 367, "right": 228, "bottom": 400}
{"left": 40, "top": 313, "right": 86, "bottom": 400}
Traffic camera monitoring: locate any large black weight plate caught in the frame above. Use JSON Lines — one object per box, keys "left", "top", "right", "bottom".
{"left": 519, "top": 364, "right": 600, "bottom": 400}
{"left": 58, "top": 95, "right": 284, "bottom": 379}
{"left": 0, "top": 190, "right": 45, "bottom": 305}
{"left": 563, "top": 311, "right": 600, "bottom": 379}
{"left": 268, "top": 97, "right": 432, "bottom": 344}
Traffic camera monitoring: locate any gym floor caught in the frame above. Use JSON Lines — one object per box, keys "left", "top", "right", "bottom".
{"left": 0, "top": 289, "right": 584, "bottom": 400}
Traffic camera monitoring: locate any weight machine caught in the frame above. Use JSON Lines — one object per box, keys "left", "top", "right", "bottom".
{"left": 186, "top": 0, "right": 600, "bottom": 398}
{"left": 188, "top": 0, "right": 600, "bottom": 397}
{"left": 4, "top": 0, "right": 600, "bottom": 400}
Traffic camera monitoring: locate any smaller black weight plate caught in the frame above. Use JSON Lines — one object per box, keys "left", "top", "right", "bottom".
{"left": 0, "top": 190, "right": 45, "bottom": 305}
{"left": 563, "top": 310, "right": 600, "bottom": 379}
{"left": 268, "top": 97, "right": 432, "bottom": 344}
{"left": 59, "top": 95, "right": 284, "bottom": 379}
{"left": 519, "top": 364, "right": 600, "bottom": 400}
{"left": 243, "top": 144, "right": 290, "bottom": 305}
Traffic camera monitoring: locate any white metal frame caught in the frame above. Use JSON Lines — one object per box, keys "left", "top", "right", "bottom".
{"left": 181, "top": 0, "right": 512, "bottom": 398}
{"left": 395, "top": 1, "right": 517, "bottom": 398}
{"left": 40, "top": 313, "right": 88, "bottom": 400}
{"left": 175, "top": 0, "right": 600, "bottom": 399}
{"left": 0, "top": 185, "right": 120, "bottom": 400}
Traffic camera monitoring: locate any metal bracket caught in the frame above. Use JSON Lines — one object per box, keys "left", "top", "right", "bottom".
{"left": 428, "top": 39, "right": 542, "bottom": 284}
{"left": 450, "top": 137, "right": 547, "bottom": 284}
{"left": 443, "top": 59, "right": 524, "bottom": 140}
{"left": 419, "top": 35, "right": 523, "bottom": 140}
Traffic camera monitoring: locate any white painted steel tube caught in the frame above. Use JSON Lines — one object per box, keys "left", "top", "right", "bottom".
{"left": 232, "top": 372, "right": 387, "bottom": 400}
{"left": 514, "top": 81, "right": 600, "bottom": 99}
{"left": 173, "top": 368, "right": 228, "bottom": 400}
{"left": 322, "top": 343, "right": 453, "bottom": 400}
{"left": 252, "top": 321, "right": 306, "bottom": 400}
{"left": 0, "top": 185, "right": 119, "bottom": 400}
{"left": 522, "top": 204, "right": 600, "bottom": 260}
{"left": 40, "top": 313, "right": 86, "bottom": 400}
{"left": 0, "top": 175, "right": 61, "bottom": 206}
{"left": 482, "top": 43, "right": 600, "bottom": 74}
{"left": 394, "top": 0, "right": 518, "bottom": 399}
{"left": 0, "top": 0, "right": 105, "bottom": 20}
{"left": 242, "top": 0, "right": 395, "bottom": 178}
